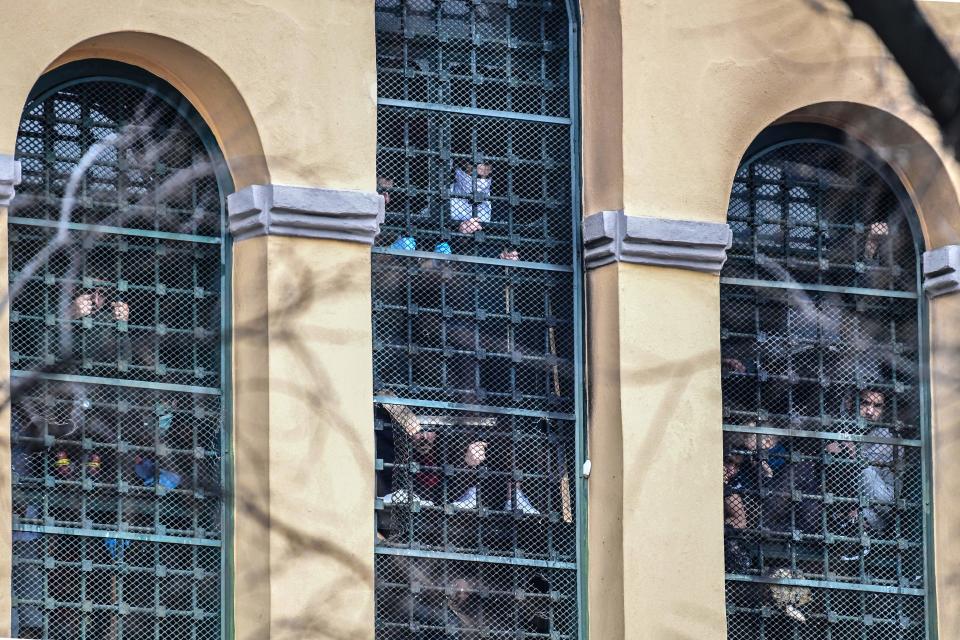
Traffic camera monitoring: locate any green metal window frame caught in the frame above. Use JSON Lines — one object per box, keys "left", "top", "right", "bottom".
{"left": 720, "top": 123, "right": 936, "bottom": 639}
{"left": 8, "top": 59, "right": 233, "bottom": 640}
{"left": 372, "top": 1, "right": 587, "bottom": 637}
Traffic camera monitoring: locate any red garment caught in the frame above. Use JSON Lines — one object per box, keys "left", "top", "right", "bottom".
{"left": 415, "top": 451, "right": 440, "bottom": 488}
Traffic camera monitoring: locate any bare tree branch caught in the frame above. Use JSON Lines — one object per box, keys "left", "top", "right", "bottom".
{"left": 841, "top": 0, "right": 960, "bottom": 157}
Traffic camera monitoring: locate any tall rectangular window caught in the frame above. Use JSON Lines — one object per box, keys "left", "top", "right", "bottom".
{"left": 373, "top": 2, "right": 583, "bottom": 637}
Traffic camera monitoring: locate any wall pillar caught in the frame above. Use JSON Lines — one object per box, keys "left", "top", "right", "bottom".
{"left": 922, "top": 245, "right": 960, "bottom": 637}
{"left": 229, "top": 184, "right": 383, "bottom": 640}
{"left": 584, "top": 210, "right": 731, "bottom": 639}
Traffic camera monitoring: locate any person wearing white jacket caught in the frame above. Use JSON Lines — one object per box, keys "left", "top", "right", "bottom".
{"left": 449, "top": 161, "right": 493, "bottom": 234}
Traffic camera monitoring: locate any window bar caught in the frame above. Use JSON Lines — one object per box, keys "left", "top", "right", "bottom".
{"left": 739, "top": 169, "right": 754, "bottom": 278}
{"left": 192, "top": 400, "right": 201, "bottom": 539}
{"left": 538, "top": 10, "right": 548, "bottom": 117}
{"left": 505, "top": 9, "right": 514, "bottom": 114}
{"left": 469, "top": 6, "right": 478, "bottom": 111}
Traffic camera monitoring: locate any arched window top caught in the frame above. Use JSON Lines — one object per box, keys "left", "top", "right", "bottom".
{"left": 720, "top": 126, "right": 930, "bottom": 638}
{"left": 725, "top": 129, "right": 921, "bottom": 294}
{"left": 9, "top": 62, "right": 229, "bottom": 639}
{"left": 375, "top": 0, "right": 572, "bottom": 118}
{"left": 15, "top": 63, "right": 227, "bottom": 240}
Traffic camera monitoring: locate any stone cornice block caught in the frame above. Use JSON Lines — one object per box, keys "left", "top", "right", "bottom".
{"left": 582, "top": 210, "right": 732, "bottom": 274}
{"left": 227, "top": 184, "right": 385, "bottom": 244}
{"left": 0, "top": 154, "right": 22, "bottom": 207}
{"left": 923, "top": 244, "right": 960, "bottom": 297}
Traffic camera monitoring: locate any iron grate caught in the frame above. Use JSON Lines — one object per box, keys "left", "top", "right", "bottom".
{"left": 9, "top": 77, "right": 227, "bottom": 639}
{"left": 374, "top": 1, "right": 581, "bottom": 638}
{"left": 720, "top": 137, "right": 930, "bottom": 639}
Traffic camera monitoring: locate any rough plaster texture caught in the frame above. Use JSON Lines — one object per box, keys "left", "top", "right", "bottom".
{"left": 0, "top": 204, "right": 10, "bottom": 634}
{"left": 0, "top": 156, "right": 21, "bottom": 208}
{"left": 586, "top": 264, "right": 626, "bottom": 640}
{"left": 633, "top": 267, "right": 726, "bottom": 640}
{"left": 0, "top": 0, "right": 377, "bottom": 192}
{"left": 923, "top": 245, "right": 960, "bottom": 297}
{"left": 616, "top": 0, "right": 960, "bottom": 229}
{"left": 927, "top": 292, "right": 960, "bottom": 636}
{"left": 581, "top": 0, "right": 624, "bottom": 216}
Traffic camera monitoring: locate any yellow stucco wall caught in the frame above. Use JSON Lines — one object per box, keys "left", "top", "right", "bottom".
{"left": 0, "top": 0, "right": 956, "bottom": 638}
{"left": 581, "top": 0, "right": 624, "bottom": 216}
{"left": 0, "top": 1, "right": 380, "bottom": 638}
{"left": 585, "top": 264, "right": 624, "bottom": 640}
{"left": 583, "top": 0, "right": 960, "bottom": 637}
{"left": 233, "top": 237, "right": 375, "bottom": 639}
{"left": 0, "top": 0, "right": 377, "bottom": 192}
{"left": 616, "top": 0, "right": 960, "bottom": 226}
{"left": 0, "top": 206, "right": 11, "bottom": 635}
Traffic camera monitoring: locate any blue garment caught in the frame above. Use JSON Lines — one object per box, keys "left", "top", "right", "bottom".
{"left": 767, "top": 442, "right": 788, "bottom": 472}
{"left": 103, "top": 537, "right": 132, "bottom": 559}
{"left": 134, "top": 458, "right": 181, "bottom": 490}
{"left": 391, "top": 236, "right": 417, "bottom": 251}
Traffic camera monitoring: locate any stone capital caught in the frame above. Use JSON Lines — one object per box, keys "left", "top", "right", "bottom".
{"left": 227, "top": 184, "right": 384, "bottom": 244}
{"left": 0, "top": 155, "right": 22, "bottom": 207}
{"left": 923, "top": 245, "right": 960, "bottom": 297}
{"left": 582, "top": 210, "right": 732, "bottom": 274}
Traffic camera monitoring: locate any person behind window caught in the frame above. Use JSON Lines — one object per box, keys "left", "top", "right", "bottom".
{"left": 377, "top": 400, "right": 539, "bottom": 516}
{"left": 376, "top": 399, "right": 485, "bottom": 511}
{"left": 67, "top": 282, "right": 132, "bottom": 373}
{"left": 722, "top": 429, "right": 753, "bottom": 572}
{"left": 70, "top": 286, "right": 129, "bottom": 322}
{"left": 450, "top": 159, "right": 493, "bottom": 235}
{"left": 722, "top": 424, "right": 788, "bottom": 571}
{"left": 826, "top": 388, "right": 903, "bottom": 533}
{"left": 377, "top": 175, "right": 394, "bottom": 207}
{"left": 759, "top": 433, "right": 822, "bottom": 538}
{"left": 378, "top": 160, "right": 521, "bottom": 261}
{"left": 728, "top": 433, "right": 780, "bottom": 508}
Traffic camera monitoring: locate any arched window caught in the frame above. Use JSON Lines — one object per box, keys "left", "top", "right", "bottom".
{"left": 373, "top": 1, "right": 583, "bottom": 637}
{"left": 720, "top": 125, "right": 930, "bottom": 638}
{"left": 9, "top": 61, "right": 230, "bottom": 639}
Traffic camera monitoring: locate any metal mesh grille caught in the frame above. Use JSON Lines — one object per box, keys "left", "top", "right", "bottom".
{"left": 375, "top": 0, "right": 570, "bottom": 117}
{"left": 720, "top": 138, "right": 929, "bottom": 638}
{"left": 9, "top": 78, "right": 226, "bottom": 639}
{"left": 374, "top": 2, "right": 580, "bottom": 637}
